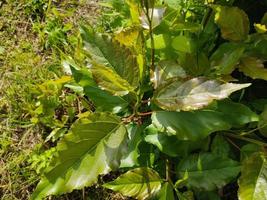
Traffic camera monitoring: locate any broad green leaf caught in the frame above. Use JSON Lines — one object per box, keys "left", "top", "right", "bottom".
{"left": 179, "top": 52, "right": 210, "bottom": 76}
{"left": 211, "top": 135, "right": 231, "bottom": 158}
{"left": 120, "top": 123, "right": 143, "bottom": 168}
{"left": 210, "top": 43, "right": 245, "bottom": 75}
{"left": 91, "top": 63, "right": 135, "bottom": 96}
{"left": 145, "top": 127, "right": 209, "bottom": 157}
{"left": 152, "top": 100, "right": 258, "bottom": 140}
{"left": 238, "top": 57, "right": 267, "bottom": 81}
{"left": 177, "top": 153, "right": 240, "bottom": 191}
{"left": 32, "top": 113, "right": 127, "bottom": 199}
{"left": 147, "top": 34, "right": 170, "bottom": 49}
{"left": 84, "top": 86, "right": 128, "bottom": 113}
{"left": 154, "top": 77, "right": 250, "bottom": 111}
{"left": 238, "top": 152, "right": 267, "bottom": 200}
{"left": 240, "top": 144, "right": 262, "bottom": 162}
{"left": 104, "top": 168, "right": 162, "bottom": 200}
{"left": 153, "top": 60, "right": 187, "bottom": 88}
{"left": 156, "top": 182, "right": 175, "bottom": 200}
{"left": 172, "top": 35, "right": 196, "bottom": 53}
{"left": 246, "top": 34, "right": 267, "bottom": 59}
{"left": 196, "top": 191, "right": 221, "bottom": 200}
{"left": 80, "top": 26, "right": 139, "bottom": 88}
{"left": 213, "top": 6, "right": 249, "bottom": 41}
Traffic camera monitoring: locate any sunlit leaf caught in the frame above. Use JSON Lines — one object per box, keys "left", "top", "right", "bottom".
{"left": 91, "top": 63, "right": 135, "bottom": 96}
{"left": 238, "top": 152, "right": 267, "bottom": 200}
{"left": 80, "top": 26, "right": 139, "bottom": 88}
{"left": 147, "top": 34, "right": 170, "bottom": 49}
{"left": 152, "top": 100, "right": 258, "bottom": 140}
{"left": 172, "top": 35, "right": 196, "bottom": 53}
{"left": 177, "top": 153, "right": 240, "bottom": 190}
{"left": 104, "top": 168, "right": 162, "bottom": 200}
{"left": 114, "top": 26, "right": 140, "bottom": 48}
{"left": 32, "top": 113, "right": 127, "bottom": 199}
{"left": 140, "top": 8, "right": 166, "bottom": 29}
{"left": 213, "top": 6, "right": 249, "bottom": 41}
{"left": 154, "top": 77, "right": 250, "bottom": 111}
{"left": 156, "top": 182, "right": 175, "bottom": 200}
{"left": 153, "top": 60, "right": 187, "bottom": 88}
{"left": 238, "top": 56, "right": 267, "bottom": 81}
{"left": 254, "top": 23, "right": 267, "bottom": 33}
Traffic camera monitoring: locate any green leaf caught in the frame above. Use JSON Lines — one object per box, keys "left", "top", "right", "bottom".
{"left": 32, "top": 113, "right": 127, "bottom": 199}
{"left": 153, "top": 60, "right": 187, "bottom": 88}
{"left": 240, "top": 144, "right": 262, "bottom": 162}
{"left": 91, "top": 63, "right": 135, "bottom": 96}
{"left": 147, "top": 34, "right": 170, "bottom": 49}
{"left": 172, "top": 22, "right": 201, "bottom": 33}
{"left": 238, "top": 56, "right": 267, "bottom": 81}
{"left": 177, "top": 153, "right": 240, "bottom": 191}
{"left": 238, "top": 152, "right": 267, "bottom": 200}
{"left": 104, "top": 168, "right": 162, "bottom": 200}
{"left": 172, "top": 35, "right": 196, "bottom": 53}
{"left": 156, "top": 182, "right": 175, "bottom": 200}
{"left": 211, "top": 135, "right": 231, "bottom": 158}
{"left": 210, "top": 43, "right": 245, "bottom": 75}
{"left": 145, "top": 127, "right": 209, "bottom": 157}
{"left": 258, "top": 105, "right": 267, "bottom": 137}
{"left": 84, "top": 86, "right": 128, "bottom": 113}
{"left": 213, "top": 6, "right": 250, "bottom": 41}
{"left": 154, "top": 77, "right": 250, "bottom": 111}
{"left": 196, "top": 191, "right": 221, "bottom": 200}
{"left": 179, "top": 52, "right": 210, "bottom": 76}
{"left": 120, "top": 123, "right": 143, "bottom": 168}
{"left": 80, "top": 26, "right": 139, "bottom": 88}
{"left": 152, "top": 100, "right": 258, "bottom": 140}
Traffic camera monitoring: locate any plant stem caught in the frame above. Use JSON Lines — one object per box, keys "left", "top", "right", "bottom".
{"left": 165, "top": 158, "right": 171, "bottom": 182}
{"left": 225, "top": 132, "right": 267, "bottom": 147}
{"left": 138, "top": 111, "right": 153, "bottom": 116}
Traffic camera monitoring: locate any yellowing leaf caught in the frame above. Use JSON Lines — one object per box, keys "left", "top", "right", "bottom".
{"left": 154, "top": 77, "right": 250, "bottom": 111}
{"left": 213, "top": 6, "right": 249, "bottom": 41}
{"left": 114, "top": 27, "right": 140, "bottom": 47}
{"left": 238, "top": 57, "right": 267, "bottom": 81}
{"left": 254, "top": 23, "right": 267, "bottom": 33}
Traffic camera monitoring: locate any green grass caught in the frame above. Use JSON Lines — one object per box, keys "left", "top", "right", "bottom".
{"left": 0, "top": 1, "right": 122, "bottom": 199}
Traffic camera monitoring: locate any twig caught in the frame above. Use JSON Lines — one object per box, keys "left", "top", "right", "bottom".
{"left": 226, "top": 137, "right": 241, "bottom": 151}
{"left": 225, "top": 132, "right": 267, "bottom": 147}
{"left": 138, "top": 111, "right": 153, "bottom": 116}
